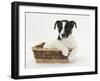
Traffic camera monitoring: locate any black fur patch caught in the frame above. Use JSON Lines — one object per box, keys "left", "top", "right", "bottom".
{"left": 58, "top": 35, "right": 61, "bottom": 40}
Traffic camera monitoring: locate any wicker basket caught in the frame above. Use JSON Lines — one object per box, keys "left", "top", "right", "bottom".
{"left": 32, "top": 42, "right": 70, "bottom": 63}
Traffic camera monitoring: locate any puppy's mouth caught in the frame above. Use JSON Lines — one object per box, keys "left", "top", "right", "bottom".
{"left": 57, "top": 33, "right": 71, "bottom": 40}
{"left": 57, "top": 35, "right": 66, "bottom": 40}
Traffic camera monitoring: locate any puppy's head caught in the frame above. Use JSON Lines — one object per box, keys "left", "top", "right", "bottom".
{"left": 54, "top": 20, "right": 77, "bottom": 40}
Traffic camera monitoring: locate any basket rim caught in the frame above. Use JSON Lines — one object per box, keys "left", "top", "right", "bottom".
{"left": 32, "top": 47, "right": 61, "bottom": 52}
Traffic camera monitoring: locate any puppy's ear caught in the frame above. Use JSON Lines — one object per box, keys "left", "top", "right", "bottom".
{"left": 54, "top": 20, "right": 62, "bottom": 29}
{"left": 70, "top": 21, "right": 77, "bottom": 29}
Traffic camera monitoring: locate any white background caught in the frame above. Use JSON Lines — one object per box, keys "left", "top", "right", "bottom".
{"left": 26, "top": 12, "right": 91, "bottom": 69}
{"left": 0, "top": 0, "right": 99, "bottom": 81}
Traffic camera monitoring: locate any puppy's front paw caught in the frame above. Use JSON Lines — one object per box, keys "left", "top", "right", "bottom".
{"left": 62, "top": 49, "right": 69, "bottom": 56}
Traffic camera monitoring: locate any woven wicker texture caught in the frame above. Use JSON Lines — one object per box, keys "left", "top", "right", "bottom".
{"left": 32, "top": 42, "right": 69, "bottom": 63}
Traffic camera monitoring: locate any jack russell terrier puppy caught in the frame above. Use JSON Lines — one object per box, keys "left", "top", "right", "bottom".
{"left": 43, "top": 20, "right": 78, "bottom": 62}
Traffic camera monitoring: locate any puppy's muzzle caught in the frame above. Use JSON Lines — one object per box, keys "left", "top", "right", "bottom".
{"left": 61, "top": 33, "right": 65, "bottom": 38}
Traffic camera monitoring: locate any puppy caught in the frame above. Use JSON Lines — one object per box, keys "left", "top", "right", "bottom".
{"left": 43, "top": 20, "right": 78, "bottom": 62}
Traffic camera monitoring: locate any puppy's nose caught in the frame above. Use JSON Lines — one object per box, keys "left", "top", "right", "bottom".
{"left": 62, "top": 33, "right": 65, "bottom": 37}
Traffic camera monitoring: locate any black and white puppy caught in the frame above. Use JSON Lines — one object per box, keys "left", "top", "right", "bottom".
{"left": 43, "top": 20, "right": 78, "bottom": 62}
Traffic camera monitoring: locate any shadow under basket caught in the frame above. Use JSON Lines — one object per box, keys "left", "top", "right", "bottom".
{"left": 32, "top": 42, "right": 70, "bottom": 63}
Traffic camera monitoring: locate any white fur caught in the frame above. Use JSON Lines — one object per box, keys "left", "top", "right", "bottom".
{"left": 43, "top": 34, "right": 78, "bottom": 62}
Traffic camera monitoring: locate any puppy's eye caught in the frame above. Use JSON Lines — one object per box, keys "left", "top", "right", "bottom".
{"left": 57, "top": 23, "right": 62, "bottom": 28}
{"left": 58, "top": 27, "right": 62, "bottom": 33}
